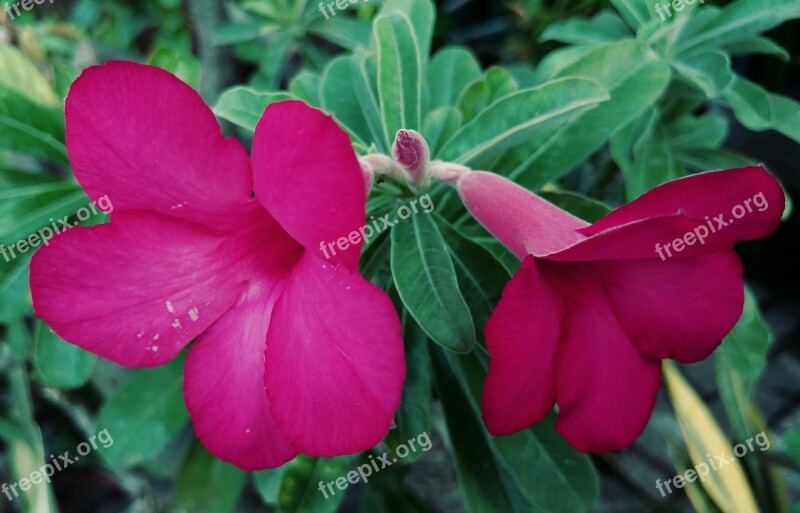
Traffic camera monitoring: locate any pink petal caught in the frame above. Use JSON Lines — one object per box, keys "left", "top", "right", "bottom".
{"left": 264, "top": 253, "right": 405, "bottom": 456}
{"left": 66, "top": 61, "right": 252, "bottom": 228}
{"left": 582, "top": 166, "right": 784, "bottom": 241}
{"left": 30, "top": 208, "right": 281, "bottom": 367}
{"left": 252, "top": 101, "right": 367, "bottom": 271}
{"left": 184, "top": 281, "right": 298, "bottom": 470}
{"left": 596, "top": 252, "right": 744, "bottom": 363}
{"left": 544, "top": 215, "right": 734, "bottom": 262}
{"left": 481, "top": 257, "right": 561, "bottom": 436}
{"left": 456, "top": 171, "right": 589, "bottom": 259}
{"left": 541, "top": 263, "right": 662, "bottom": 452}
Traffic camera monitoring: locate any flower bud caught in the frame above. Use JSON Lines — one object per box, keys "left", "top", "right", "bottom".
{"left": 392, "top": 129, "right": 430, "bottom": 188}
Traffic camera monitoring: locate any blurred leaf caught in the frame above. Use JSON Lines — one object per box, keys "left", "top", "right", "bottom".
{"left": 0, "top": 43, "right": 60, "bottom": 107}
{"left": 34, "top": 320, "right": 95, "bottom": 389}
{"left": 308, "top": 16, "right": 373, "bottom": 50}
{"left": 664, "top": 362, "right": 760, "bottom": 513}
{"left": 278, "top": 454, "right": 357, "bottom": 513}
{"left": 176, "top": 440, "right": 247, "bottom": 513}
{"left": 540, "top": 10, "right": 631, "bottom": 44}
{"left": 609, "top": 0, "right": 652, "bottom": 29}
{"left": 674, "top": 0, "right": 800, "bottom": 54}
{"left": 0, "top": 89, "right": 67, "bottom": 163}
{"left": 390, "top": 213, "right": 475, "bottom": 353}
{"left": 213, "top": 87, "right": 292, "bottom": 131}
{"left": 96, "top": 355, "right": 189, "bottom": 468}
{"left": 147, "top": 47, "right": 201, "bottom": 90}
{"left": 254, "top": 466, "right": 287, "bottom": 506}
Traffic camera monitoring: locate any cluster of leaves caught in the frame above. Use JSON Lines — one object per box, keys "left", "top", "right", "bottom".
{"left": 2, "top": 0, "right": 800, "bottom": 512}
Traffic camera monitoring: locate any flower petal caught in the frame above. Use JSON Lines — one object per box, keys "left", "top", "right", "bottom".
{"left": 185, "top": 282, "right": 298, "bottom": 470}
{"left": 481, "top": 257, "right": 561, "bottom": 436}
{"left": 543, "top": 215, "right": 734, "bottom": 262}
{"left": 597, "top": 252, "right": 744, "bottom": 363}
{"left": 264, "top": 253, "right": 405, "bottom": 456}
{"left": 582, "top": 166, "right": 784, "bottom": 241}
{"left": 66, "top": 61, "right": 252, "bottom": 228}
{"left": 252, "top": 100, "right": 366, "bottom": 270}
{"left": 542, "top": 263, "right": 662, "bottom": 452}
{"left": 30, "top": 211, "right": 252, "bottom": 367}
{"left": 456, "top": 171, "right": 589, "bottom": 259}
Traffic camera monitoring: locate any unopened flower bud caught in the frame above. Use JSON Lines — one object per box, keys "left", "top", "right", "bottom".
{"left": 392, "top": 129, "right": 430, "bottom": 189}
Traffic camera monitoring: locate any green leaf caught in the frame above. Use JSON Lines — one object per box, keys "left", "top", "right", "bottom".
{"left": 33, "top": 320, "right": 95, "bottom": 389}
{"left": 455, "top": 67, "right": 518, "bottom": 124}
{"left": 390, "top": 213, "right": 475, "bottom": 353}
{"left": 375, "top": 13, "right": 422, "bottom": 143}
{"left": 147, "top": 47, "right": 201, "bottom": 90}
{"left": 288, "top": 71, "right": 322, "bottom": 107}
{"left": 422, "top": 107, "right": 461, "bottom": 157}
{"left": 540, "top": 10, "right": 631, "bottom": 44}
{"left": 538, "top": 191, "right": 612, "bottom": 223}
{"left": 320, "top": 55, "right": 369, "bottom": 145}
{"left": 278, "top": 455, "right": 357, "bottom": 513}
{"left": 385, "top": 310, "right": 431, "bottom": 463}
{"left": 433, "top": 345, "right": 600, "bottom": 513}
{"left": 0, "top": 89, "right": 67, "bottom": 163}
{"left": 717, "top": 288, "right": 771, "bottom": 383}
{"left": 436, "top": 219, "right": 510, "bottom": 339}
{"left": 254, "top": 466, "right": 287, "bottom": 506}
{"left": 610, "top": 108, "right": 685, "bottom": 200}
{"left": 176, "top": 440, "right": 247, "bottom": 513}
{"left": 308, "top": 16, "right": 372, "bottom": 50}
{"left": 212, "top": 87, "right": 292, "bottom": 132}
{"left": 426, "top": 47, "right": 482, "bottom": 111}
{"left": 722, "top": 76, "right": 800, "bottom": 144}
{"left": 672, "top": 51, "right": 734, "bottom": 98}
{"left": 610, "top": 0, "right": 652, "bottom": 29}
{"left": 674, "top": 0, "right": 800, "bottom": 54}
{"left": 379, "top": 0, "right": 435, "bottom": 61}
{"left": 439, "top": 77, "right": 609, "bottom": 167}
{"left": 351, "top": 49, "right": 388, "bottom": 152}
{"left": 430, "top": 347, "right": 535, "bottom": 513}
{"left": 95, "top": 355, "right": 189, "bottom": 467}
{"left": 0, "top": 44, "right": 60, "bottom": 107}
{"left": 509, "top": 41, "right": 671, "bottom": 189}
{"left": 723, "top": 36, "right": 790, "bottom": 60}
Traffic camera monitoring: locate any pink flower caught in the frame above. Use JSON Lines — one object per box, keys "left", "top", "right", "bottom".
{"left": 454, "top": 167, "right": 784, "bottom": 452}
{"left": 30, "top": 62, "right": 405, "bottom": 470}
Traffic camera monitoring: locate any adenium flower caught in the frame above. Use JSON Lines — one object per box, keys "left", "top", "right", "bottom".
{"left": 454, "top": 167, "right": 784, "bottom": 452}
{"left": 30, "top": 62, "right": 405, "bottom": 469}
